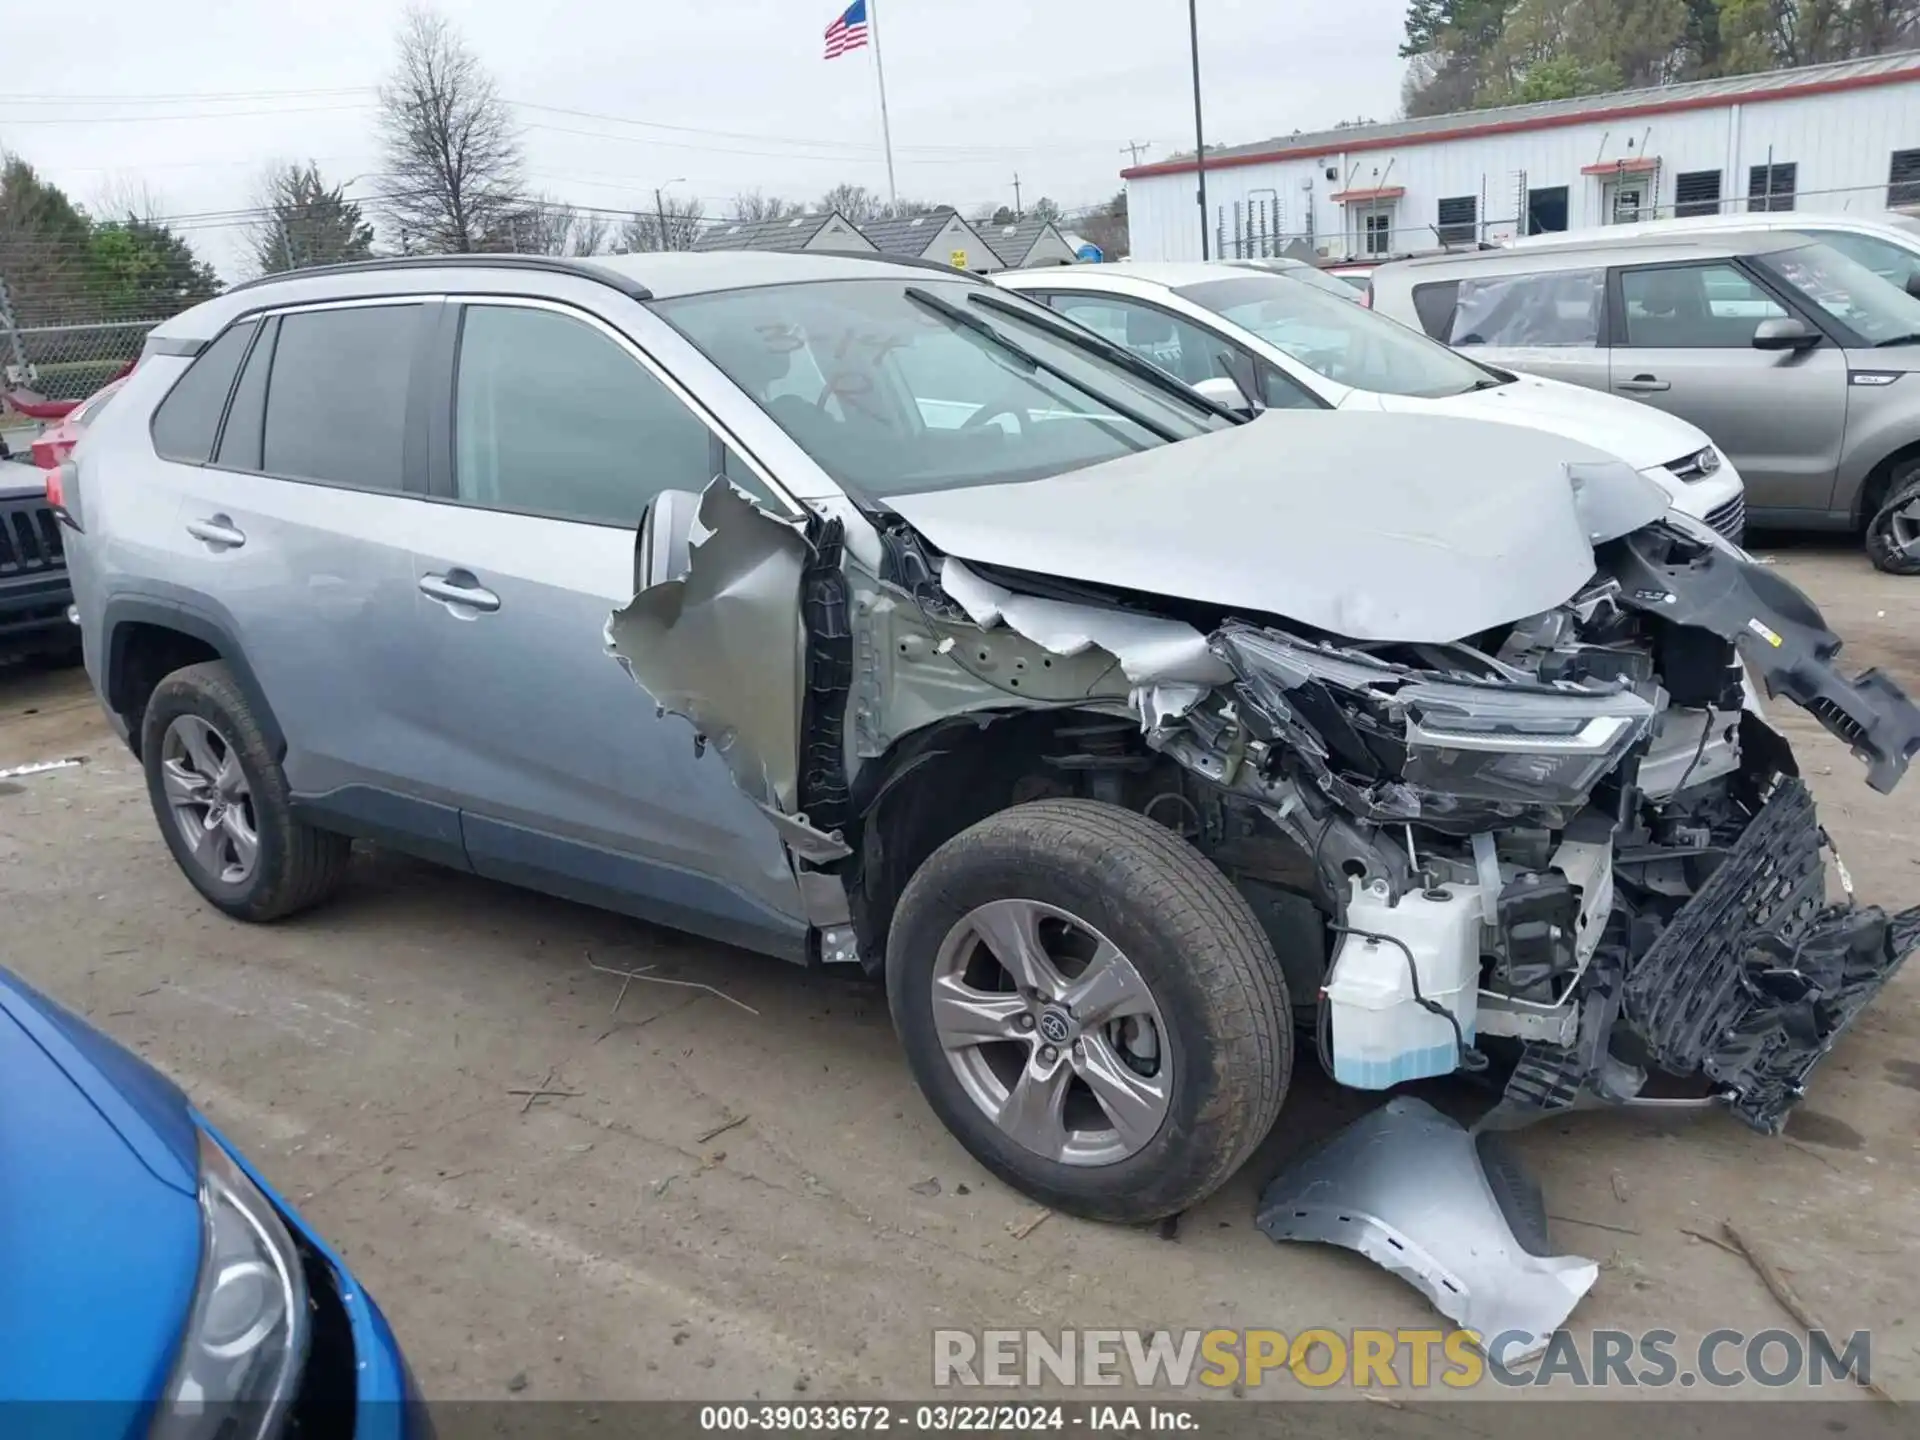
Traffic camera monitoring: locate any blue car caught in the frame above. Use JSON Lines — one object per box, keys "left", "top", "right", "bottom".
{"left": 0, "top": 964, "right": 422, "bottom": 1437}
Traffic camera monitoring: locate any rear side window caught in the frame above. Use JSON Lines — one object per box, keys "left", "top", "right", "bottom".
{"left": 215, "top": 317, "right": 275, "bottom": 471}
{"left": 1445, "top": 269, "right": 1603, "bottom": 347}
{"left": 263, "top": 305, "right": 420, "bottom": 490}
{"left": 150, "top": 320, "right": 257, "bottom": 464}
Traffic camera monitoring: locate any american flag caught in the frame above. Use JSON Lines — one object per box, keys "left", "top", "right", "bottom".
{"left": 823, "top": 0, "right": 869, "bottom": 58}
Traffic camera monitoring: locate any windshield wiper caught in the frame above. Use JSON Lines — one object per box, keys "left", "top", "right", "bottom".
{"left": 902, "top": 286, "right": 1180, "bottom": 442}
{"left": 1874, "top": 331, "right": 1920, "bottom": 347}
{"left": 964, "top": 289, "right": 1250, "bottom": 425}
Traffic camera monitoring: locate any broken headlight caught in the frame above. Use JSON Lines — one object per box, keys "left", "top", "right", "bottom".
{"left": 1399, "top": 681, "right": 1655, "bottom": 806}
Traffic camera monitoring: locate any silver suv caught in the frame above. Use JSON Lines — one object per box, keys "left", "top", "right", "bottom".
{"left": 1369, "top": 230, "right": 1920, "bottom": 571}
{"left": 60, "top": 251, "right": 1920, "bottom": 1236}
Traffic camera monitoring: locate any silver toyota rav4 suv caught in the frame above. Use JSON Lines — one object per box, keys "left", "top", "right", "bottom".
{"left": 59, "top": 251, "right": 1920, "bottom": 1249}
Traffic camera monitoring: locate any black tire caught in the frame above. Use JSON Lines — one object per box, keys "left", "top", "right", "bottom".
{"left": 141, "top": 660, "right": 349, "bottom": 921}
{"left": 886, "top": 799, "right": 1291, "bottom": 1224}
{"left": 1866, "top": 471, "right": 1920, "bottom": 576}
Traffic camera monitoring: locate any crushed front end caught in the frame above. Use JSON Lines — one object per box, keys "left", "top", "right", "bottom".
{"left": 1130, "top": 520, "right": 1920, "bottom": 1133}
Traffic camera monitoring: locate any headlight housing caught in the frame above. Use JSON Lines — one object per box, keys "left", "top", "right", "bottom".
{"left": 150, "top": 1131, "right": 309, "bottom": 1440}
{"left": 1400, "top": 680, "right": 1655, "bottom": 806}
{"left": 1666, "top": 446, "right": 1721, "bottom": 482}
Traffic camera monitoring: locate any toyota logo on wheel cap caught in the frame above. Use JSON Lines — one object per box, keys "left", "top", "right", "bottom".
{"left": 1036, "top": 1008, "right": 1072, "bottom": 1045}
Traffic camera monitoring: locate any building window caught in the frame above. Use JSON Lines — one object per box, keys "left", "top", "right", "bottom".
{"left": 1674, "top": 169, "right": 1722, "bottom": 218}
{"left": 1604, "top": 175, "right": 1652, "bottom": 224}
{"left": 1436, "top": 196, "right": 1477, "bottom": 245}
{"left": 1890, "top": 149, "right": 1920, "bottom": 207}
{"left": 1748, "top": 162, "right": 1797, "bottom": 212}
{"left": 1526, "top": 186, "right": 1568, "bottom": 235}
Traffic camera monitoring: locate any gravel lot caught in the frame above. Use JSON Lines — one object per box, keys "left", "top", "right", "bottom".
{"left": 3, "top": 541, "right": 1916, "bottom": 1412}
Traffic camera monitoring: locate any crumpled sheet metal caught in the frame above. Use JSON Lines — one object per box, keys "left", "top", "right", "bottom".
{"left": 939, "top": 557, "right": 1227, "bottom": 728}
{"left": 1255, "top": 1097, "right": 1597, "bottom": 1361}
{"left": 607, "top": 480, "right": 809, "bottom": 813}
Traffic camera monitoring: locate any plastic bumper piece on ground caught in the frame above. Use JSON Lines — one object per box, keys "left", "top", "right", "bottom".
{"left": 1254, "top": 1097, "right": 1597, "bottom": 1361}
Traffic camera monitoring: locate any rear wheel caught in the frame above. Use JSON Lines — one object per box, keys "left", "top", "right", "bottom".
{"left": 141, "top": 660, "right": 349, "bottom": 921}
{"left": 886, "top": 799, "right": 1291, "bottom": 1223}
{"left": 1866, "top": 471, "right": 1920, "bottom": 576}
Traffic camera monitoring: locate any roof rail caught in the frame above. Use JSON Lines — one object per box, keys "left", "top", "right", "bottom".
{"left": 224, "top": 253, "right": 653, "bottom": 301}
{"left": 754, "top": 249, "right": 988, "bottom": 281}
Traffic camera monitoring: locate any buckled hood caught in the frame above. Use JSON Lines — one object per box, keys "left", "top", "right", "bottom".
{"left": 885, "top": 411, "right": 1672, "bottom": 644}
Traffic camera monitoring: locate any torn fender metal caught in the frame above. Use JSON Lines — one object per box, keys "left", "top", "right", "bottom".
{"left": 608, "top": 480, "right": 810, "bottom": 813}
{"left": 1255, "top": 1097, "right": 1597, "bottom": 1360}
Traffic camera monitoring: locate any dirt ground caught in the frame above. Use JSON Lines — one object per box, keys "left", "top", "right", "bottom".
{"left": 2, "top": 541, "right": 1917, "bottom": 1415}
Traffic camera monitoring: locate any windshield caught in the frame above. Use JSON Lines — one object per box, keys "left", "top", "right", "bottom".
{"left": 1752, "top": 240, "right": 1920, "bottom": 345}
{"left": 655, "top": 278, "right": 1227, "bottom": 498}
{"left": 1175, "top": 272, "right": 1497, "bottom": 398}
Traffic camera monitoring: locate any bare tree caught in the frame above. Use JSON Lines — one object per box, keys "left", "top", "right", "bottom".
{"left": 619, "top": 195, "right": 707, "bottom": 252}
{"left": 818, "top": 183, "right": 884, "bottom": 224}
{"left": 91, "top": 174, "right": 165, "bottom": 223}
{"left": 730, "top": 190, "right": 802, "bottom": 223}
{"left": 499, "top": 197, "right": 610, "bottom": 256}
{"left": 376, "top": 6, "right": 522, "bottom": 253}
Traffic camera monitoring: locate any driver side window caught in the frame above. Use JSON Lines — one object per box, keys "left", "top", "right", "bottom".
{"left": 1045, "top": 292, "right": 1317, "bottom": 410}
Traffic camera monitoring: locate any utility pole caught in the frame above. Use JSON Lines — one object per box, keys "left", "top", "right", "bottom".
{"left": 1188, "top": 0, "right": 1210, "bottom": 259}
{"left": 1012, "top": 173, "right": 1023, "bottom": 218}
{"left": 1120, "top": 140, "right": 1153, "bottom": 167}
{"left": 654, "top": 177, "right": 686, "bottom": 251}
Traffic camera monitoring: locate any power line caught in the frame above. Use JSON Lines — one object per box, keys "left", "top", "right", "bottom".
{"left": 0, "top": 102, "right": 373, "bottom": 125}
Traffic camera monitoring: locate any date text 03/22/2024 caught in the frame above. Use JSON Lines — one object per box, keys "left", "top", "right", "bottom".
{"left": 697, "top": 1404, "right": 1194, "bottom": 1432}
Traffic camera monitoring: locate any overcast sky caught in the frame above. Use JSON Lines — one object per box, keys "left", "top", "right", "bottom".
{"left": 3, "top": 0, "right": 1409, "bottom": 277}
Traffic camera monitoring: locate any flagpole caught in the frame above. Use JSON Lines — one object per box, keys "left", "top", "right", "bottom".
{"left": 868, "top": 0, "right": 898, "bottom": 204}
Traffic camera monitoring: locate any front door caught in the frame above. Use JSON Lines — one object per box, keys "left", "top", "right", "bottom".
{"left": 407, "top": 296, "right": 806, "bottom": 952}
{"left": 1609, "top": 261, "right": 1848, "bottom": 520}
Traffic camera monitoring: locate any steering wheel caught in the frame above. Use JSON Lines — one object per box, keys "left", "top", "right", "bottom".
{"left": 959, "top": 389, "right": 1032, "bottom": 433}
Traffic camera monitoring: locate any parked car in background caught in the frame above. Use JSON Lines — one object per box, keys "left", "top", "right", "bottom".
{"left": 1, "top": 456, "right": 72, "bottom": 662}
{"left": 31, "top": 374, "right": 128, "bottom": 470}
{"left": 1221, "top": 256, "right": 1367, "bottom": 301}
{"left": 61, "top": 251, "right": 1920, "bottom": 1229}
{"left": 1370, "top": 229, "right": 1920, "bottom": 570}
{"left": 1507, "top": 209, "right": 1920, "bottom": 298}
{"left": 0, "top": 963, "right": 418, "bottom": 1429}
{"left": 995, "top": 260, "right": 1747, "bottom": 539}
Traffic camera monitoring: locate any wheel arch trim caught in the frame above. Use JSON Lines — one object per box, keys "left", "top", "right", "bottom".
{"left": 101, "top": 593, "right": 286, "bottom": 759}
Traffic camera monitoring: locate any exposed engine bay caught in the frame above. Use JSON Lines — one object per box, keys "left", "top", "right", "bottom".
{"left": 611, "top": 480, "right": 1920, "bottom": 1139}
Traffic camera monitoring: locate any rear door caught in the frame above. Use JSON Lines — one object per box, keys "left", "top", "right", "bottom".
{"left": 153, "top": 299, "right": 464, "bottom": 860}
{"left": 1606, "top": 260, "right": 1848, "bottom": 519}
{"left": 406, "top": 295, "right": 806, "bottom": 951}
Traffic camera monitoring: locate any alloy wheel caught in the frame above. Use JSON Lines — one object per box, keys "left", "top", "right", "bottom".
{"left": 159, "top": 714, "right": 259, "bottom": 886}
{"left": 929, "top": 898, "right": 1172, "bottom": 1167}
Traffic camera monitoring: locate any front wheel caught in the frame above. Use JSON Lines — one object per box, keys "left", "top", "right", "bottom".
{"left": 886, "top": 799, "right": 1292, "bottom": 1223}
{"left": 1866, "top": 472, "right": 1920, "bottom": 576}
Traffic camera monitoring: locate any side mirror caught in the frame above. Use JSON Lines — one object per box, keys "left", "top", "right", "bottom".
{"left": 1904, "top": 272, "right": 1920, "bottom": 300}
{"left": 1752, "top": 316, "right": 1820, "bottom": 352}
{"left": 1194, "top": 374, "right": 1255, "bottom": 414}
{"left": 634, "top": 488, "right": 704, "bottom": 594}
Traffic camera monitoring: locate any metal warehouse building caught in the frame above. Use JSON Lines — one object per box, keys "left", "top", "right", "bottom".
{"left": 1123, "top": 51, "right": 1920, "bottom": 262}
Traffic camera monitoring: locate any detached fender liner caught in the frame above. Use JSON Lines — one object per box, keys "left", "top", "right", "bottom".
{"left": 1620, "top": 777, "right": 1919, "bottom": 1132}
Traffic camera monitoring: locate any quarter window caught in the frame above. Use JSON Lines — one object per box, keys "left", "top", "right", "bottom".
{"left": 452, "top": 303, "right": 725, "bottom": 526}
{"left": 150, "top": 320, "right": 257, "bottom": 464}
{"left": 262, "top": 305, "right": 420, "bottom": 490}
{"left": 1619, "top": 264, "right": 1787, "bottom": 348}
